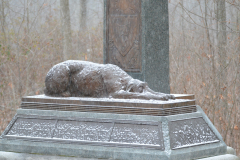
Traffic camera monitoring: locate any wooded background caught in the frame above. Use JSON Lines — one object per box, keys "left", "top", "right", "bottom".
{"left": 0, "top": 0, "right": 239, "bottom": 156}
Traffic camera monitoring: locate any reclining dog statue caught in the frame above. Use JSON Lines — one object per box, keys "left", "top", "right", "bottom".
{"left": 44, "top": 60, "right": 175, "bottom": 100}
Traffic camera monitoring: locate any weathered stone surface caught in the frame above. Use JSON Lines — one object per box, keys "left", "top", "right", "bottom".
{"left": 0, "top": 151, "right": 239, "bottom": 160}
{"left": 104, "top": 0, "right": 170, "bottom": 93}
{"left": 0, "top": 103, "right": 227, "bottom": 160}
{"left": 169, "top": 117, "right": 219, "bottom": 149}
{"left": 2, "top": 114, "right": 164, "bottom": 150}
{"left": 227, "top": 146, "right": 237, "bottom": 155}
{"left": 0, "top": 151, "right": 103, "bottom": 160}
{"left": 197, "top": 154, "right": 240, "bottom": 160}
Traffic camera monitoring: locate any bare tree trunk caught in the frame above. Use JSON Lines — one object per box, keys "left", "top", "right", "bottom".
{"left": 217, "top": 0, "right": 228, "bottom": 140}
{"left": 180, "top": 0, "right": 187, "bottom": 93}
{"left": 24, "top": 0, "right": 30, "bottom": 95}
{"left": 211, "top": 0, "right": 218, "bottom": 125}
{"left": 235, "top": 5, "right": 240, "bottom": 154}
{"left": 204, "top": 0, "right": 216, "bottom": 121}
{"left": 27, "top": 0, "right": 29, "bottom": 35}
{"left": 80, "top": 0, "right": 87, "bottom": 31}
{"left": 60, "top": 0, "right": 72, "bottom": 60}
{"left": 78, "top": 0, "right": 87, "bottom": 60}
{"left": 0, "top": 0, "right": 6, "bottom": 46}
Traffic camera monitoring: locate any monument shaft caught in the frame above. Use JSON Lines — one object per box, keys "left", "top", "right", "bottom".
{"left": 104, "top": 0, "right": 170, "bottom": 93}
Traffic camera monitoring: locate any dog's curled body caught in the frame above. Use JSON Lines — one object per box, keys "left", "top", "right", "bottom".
{"left": 44, "top": 60, "right": 174, "bottom": 100}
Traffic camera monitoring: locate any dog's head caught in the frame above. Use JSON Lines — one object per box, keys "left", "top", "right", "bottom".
{"left": 126, "top": 79, "right": 147, "bottom": 93}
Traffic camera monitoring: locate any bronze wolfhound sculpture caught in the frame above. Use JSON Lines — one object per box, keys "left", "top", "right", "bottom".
{"left": 44, "top": 60, "right": 175, "bottom": 100}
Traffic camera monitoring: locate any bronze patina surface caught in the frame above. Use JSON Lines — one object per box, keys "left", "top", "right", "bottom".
{"left": 21, "top": 95, "right": 196, "bottom": 116}
{"left": 106, "top": 0, "right": 142, "bottom": 72}
{"left": 44, "top": 60, "right": 174, "bottom": 100}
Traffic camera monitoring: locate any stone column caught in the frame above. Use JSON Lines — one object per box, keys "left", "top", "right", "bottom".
{"left": 104, "top": 0, "right": 170, "bottom": 93}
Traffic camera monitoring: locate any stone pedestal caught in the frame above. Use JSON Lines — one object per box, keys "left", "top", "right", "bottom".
{"left": 103, "top": 0, "right": 170, "bottom": 93}
{"left": 0, "top": 95, "right": 236, "bottom": 160}
{"left": 0, "top": 151, "right": 239, "bottom": 160}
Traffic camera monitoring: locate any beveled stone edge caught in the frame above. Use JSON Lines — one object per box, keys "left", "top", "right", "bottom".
{"left": 21, "top": 94, "right": 195, "bottom": 108}
{"left": 20, "top": 102, "right": 197, "bottom": 116}
{"left": 173, "top": 94, "right": 195, "bottom": 100}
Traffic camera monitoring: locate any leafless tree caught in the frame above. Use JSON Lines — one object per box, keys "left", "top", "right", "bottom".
{"left": 60, "top": 0, "right": 72, "bottom": 60}
{"left": 0, "top": 0, "right": 6, "bottom": 45}
{"left": 80, "top": 0, "right": 87, "bottom": 31}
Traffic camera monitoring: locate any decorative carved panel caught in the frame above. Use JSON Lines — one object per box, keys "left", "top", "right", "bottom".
{"left": 5, "top": 116, "right": 164, "bottom": 150}
{"left": 53, "top": 120, "right": 112, "bottom": 142}
{"left": 169, "top": 117, "right": 219, "bottom": 149}
{"left": 7, "top": 118, "right": 56, "bottom": 138}
{"left": 106, "top": 0, "right": 142, "bottom": 72}
{"left": 110, "top": 123, "right": 163, "bottom": 147}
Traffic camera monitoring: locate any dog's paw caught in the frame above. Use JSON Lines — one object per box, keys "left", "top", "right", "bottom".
{"left": 61, "top": 91, "right": 71, "bottom": 97}
{"left": 167, "top": 94, "right": 175, "bottom": 100}
{"left": 160, "top": 94, "right": 175, "bottom": 101}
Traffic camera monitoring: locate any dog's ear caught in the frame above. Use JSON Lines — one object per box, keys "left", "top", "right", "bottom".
{"left": 126, "top": 83, "right": 134, "bottom": 92}
{"left": 127, "top": 80, "right": 147, "bottom": 93}
{"left": 126, "top": 79, "right": 138, "bottom": 92}
{"left": 137, "top": 82, "right": 147, "bottom": 93}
